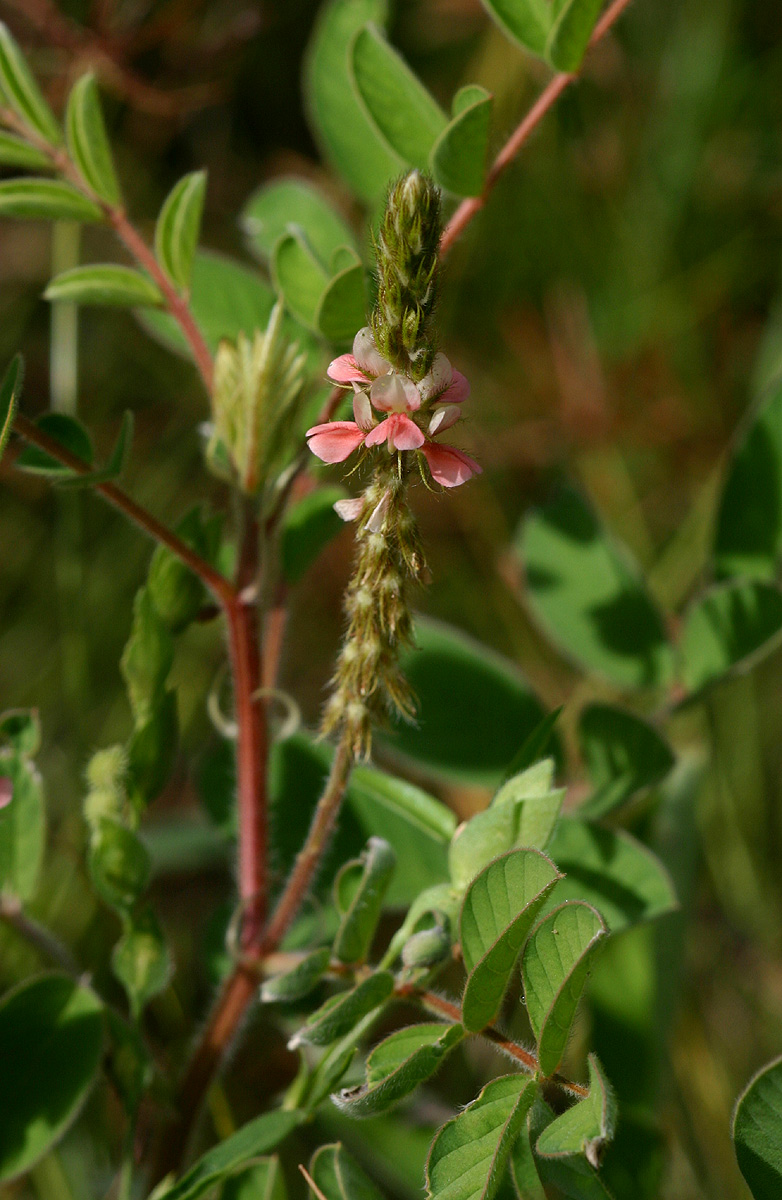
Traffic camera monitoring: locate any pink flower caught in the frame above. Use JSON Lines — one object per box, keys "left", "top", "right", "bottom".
{"left": 306, "top": 327, "right": 481, "bottom": 488}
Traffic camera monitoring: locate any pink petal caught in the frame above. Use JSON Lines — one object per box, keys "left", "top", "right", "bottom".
{"left": 353, "top": 391, "right": 374, "bottom": 431}
{"left": 419, "top": 353, "right": 453, "bottom": 402}
{"left": 421, "top": 442, "right": 482, "bottom": 487}
{"left": 371, "top": 373, "right": 421, "bottom": 413}
{"left": 428, "top": 404, "right": 461, "bottom": 435}
{"left": 327, "top": 354, "right": 371, "bottom": 385}
{"left": 439, "top": 369, "right": 470, "bottom": 404}
{"left": 389, "top": 413, "right": 425, "bottom": 451}
{"left": 364, "top": 417, "right": 391, "bottom": 448}
{"left": 0, "top": 776, "right": 12, "bottom": 810}
{"left": 306, "top": 421, "right": 365, "bottom": 464}
{"left": 334, "top": 497, "right": 365, "bottom": 522}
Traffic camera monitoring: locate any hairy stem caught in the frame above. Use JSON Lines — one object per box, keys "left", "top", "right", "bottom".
{"left": 440, "top": 0, "right": 636, "bottom": 256}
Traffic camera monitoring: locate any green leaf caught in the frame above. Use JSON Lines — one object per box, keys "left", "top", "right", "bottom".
{"left": 155, "top": 170, "right": 207, "bottom": 291}
{"left": 65, "top": 73, "right": 120, "bottom": 205}
{"left": 0, "top": 754, "right": 45, "bottom": 901}
{"left": 0, "top": 974, "right": 103, "bottom": 1183}
{"left": 53, "top": 409, "right": 134, "bottom": 490}
{"left": 0, "top": 353, "right": 23, "bottom": 463}
{"left": 89, "top": 818, "right": 151, "bottom": 913}
{"left": 155, "top": 1110, "right": 303, "bottom": 1200}
{"left": 0, "top": 707, "right": 40, "bottom": 757}
{"left": 460, "top": 849, "right": 562, "bottom": 1032}
{"left": 519, "top": 488, "right": 674, "bottom": 690}
{"left": 290, "top": 971, "right": 394, "bottom": 1048}
{"left": 501, "top": 708, "right": 563, "bottom": 783}
{"left": 307, "top": 1144, "right": 384, "bottom": 1200}
{"left": 273, "top": 229, "right": 331, "bottom": 329}
{"left": 334, "top": 1023, "right": 464, "bottom": 1117}
{"left": 316, "top": 258, "right": 368, "bottom": 343}
{"left": 304, "top": 0, "right": 401, "bottom": 203}
{"left": 221, "top": 1155, "right": 287, "bottom": 1200}
{"left": 578, "top": 704, "right": 675, "bottom": 818}
{"left": 333, "top": 837, "right": 397, "bottom": 964}
{"left": 346, "top": 762, "right": 456, "bottom": 905}
{"left": 519, "top": 1097, "right": 616, "bottom": 1200}
{"left": 141, "top": 250, "right": 276, "bottom": 356}
{"left": 261, "top": 947, "right": 331, "bottom": 1004}
{"left": 478, "top": 0, "right": 551, "bottom": 57}
{"left": 0, "top": 178, "right": 102, "bottom": 223}
{"left": 0, "top": 132, "right": 51, "bottom": 170}
{"left": 509, "top": 1124, "right": 546, "bottom": 1200}
{"left": 431, "top": 86, "right": 493, "bottom": 198}
{"left": 714, "top": 379, "right": 782, "bottom": 580}
{"left": 0, "top": 23, "right": 61, "bottom": 144}
{"left": 147, "top": 508, "right": 209, "bottom": 633}
{"left": 281, "top": 486, "right": 348, "bottom": 584}
{"left": 491, "top": 759, "right": 565, "bottom": 850}
{"left": 536, "top": 1055, "right": 616, "bottom": 1167}
{"left": 112, "top": 906, "right": 172, "bottom": 1018}
{"left": 121, "top": 588, "right": 174, "bottom": 727}
{"left": 45, "top": 264, "right": 162, "bottom": 307}
{"left": 350, "top": 24, "right": 447, "bottom": 169}
{"left": 15, "top": 411, "right": 93, "bottom": 476}
{"left": 733, "top": 1055, "right": 782, "bottom": 1200}
{"left": 546, "top": 0, "right": 603, "bottom": 72}
{"left": 426, "top": 1075, "right": 538, "bottom": 1200}
{"left": 521, "top": 902, "right": 606, "bottom": 1077}
{"left": 241, "top": 178, "right": 356, "bottom": 265}
{"left": 680, "top": 580, "right": 782, "bottom": 694}
{"left": 546, "top": 818, "right": 678, "bottom": 933}
{"left": 382, "top": 618, "right": 547, "bottom": 786}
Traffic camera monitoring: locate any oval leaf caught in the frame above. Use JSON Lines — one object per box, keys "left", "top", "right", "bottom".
{"left": 65, "top": 73, "right": 120, "bottom": 205}
{"left": 460, "top": 848, "right": 562, "bottom": 1032}
{"left": 382, "top": 618, "right": 547, "bottom": 786}
{"left": 316, "top": 259, "right": 367, "bottom": 343}
{"left": 261, "top": 947, "right": 331, "bottom": 1004}
{"left": 431, "top": 86, "right": 492, "bottom": 198}
{"left": 578, "top": 703, "right": 675, "bottom": 818}
{"left": 155, "top": 1110, "right": 303, "bottom": 1200}
{"left": 289, "top": 971, "right": 394, "bottom": 1048}
{"left": 535, "top": 1054, "right": 616, "bottom": 1167}
{"left": 546, "top": 0, "right": 603, "bottom": 73}
{"left": 714, "top": 379, "right": 782, "bottom": 580}
{"left": 0, "top": 23, "right": 60, "bottom": 144}
{"left": 0, "top": 974, "right": 103, "bottom": 1183}
{"left": 273, "top": 230, "right": 330, "bottom": 329}
{"left": 521, "top": 902, "right": 606, "bottom": 1077}
{"left": 0, "top": 132, "right": 51, "bottom": 170}
{"left": 350, "top": 24, "right": 446, "bottom": 169}
{"left": 155, "top": 170, "right": 207, "bottom": 291}
{"left": 241, "top": 178, "right": 356, "bottom": 265}
{"left": 733, "top": 1055, "right": 782, "bottom": 1200}
{"left": 308, "top": 1144, "right": 384, "bottom": 1200}
{"left": 15, "top": 411, "right": 93, "bottom": 476}
{"left": 680, "top": 579, "right": 782, "bottom": 694}
{"left": 304, "top": 0, "right": 401, "bottom": 203}
{"left": 0, "top": 754, "right": 45, "bottom": 901}
{"left": 478, "top": 0, "right": 550, "bottom": 57}
{"left": 333, "top": 837, "right": 397, "bottom": 964}
{"left": 334, "top": 1022, "right": 464, "bottom": 1117}
{"left": 519, "top": 487, "right": 674, "bottom": 690}
{"left": 0, "top": 353, "right": 23, "bottom": 463}
{"left": 546, "top": 817, "right": 678, "bottom": 933}
{"left": 0, "top": 177, "right": 103, "bottom": 223}
{"left": 45, "top": 264, "right": 162, "bottom": 308}
{"left": 426, "top": 1075, "right": 537, "bottom": 1200}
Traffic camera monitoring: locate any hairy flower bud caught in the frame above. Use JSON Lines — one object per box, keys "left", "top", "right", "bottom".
{"left": 371, "top": 170, "right": 441, "bottom": 381}
{"left": 208, "top": 302, "right": 308, "bottom": 496}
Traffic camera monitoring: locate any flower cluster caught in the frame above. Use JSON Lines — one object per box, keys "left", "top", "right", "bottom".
{"left": 306, "top": 327, "right": 481, "bottom": 489}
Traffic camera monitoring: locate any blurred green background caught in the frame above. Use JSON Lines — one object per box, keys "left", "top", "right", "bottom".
{"left": 1, "top": 0, "right": 782, "bottom": 1197}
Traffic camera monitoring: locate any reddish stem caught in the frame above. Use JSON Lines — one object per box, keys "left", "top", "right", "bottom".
{"left": 440, "top": 0, "right": 636, "bottom": 257}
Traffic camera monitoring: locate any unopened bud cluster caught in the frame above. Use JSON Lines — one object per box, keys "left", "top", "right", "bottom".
{"left": 209, "top": 302, "right": 308, "bottom": 497}
{"left": 371, "top": 170, "right": 441, "bottom": 381}
{"left": 322, "top": 460, "right": 428, "bottom": 758}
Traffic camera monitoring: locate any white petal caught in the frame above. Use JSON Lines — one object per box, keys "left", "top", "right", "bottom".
{"left": 352, "top": 390, "right": 374, "bottom": 431}
{"left": 367, "top": 491, "right": 391, "bottom": 533}
{"left": 371, "top": 372, "right": 421, "bottom": 413}
{"left": 352, "top": 326, "right": 391, "bottom": 377}
{"left": 428, "top": 404, "right": 461, "bottom": 435}
{"left": 419, "top": 352, "right": 452, "bottom": 401}
{"left": 333, "top": 497, "right": 365, "bottom": 522}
